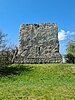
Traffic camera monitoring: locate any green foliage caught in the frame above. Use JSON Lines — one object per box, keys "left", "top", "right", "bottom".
{"left": 66, "top": 41, "right": 75, "bottom": 63}
{"left": 66, "top": 41, "right": 75, "bottom": 56}
{"left": 0, "top": 32, "right": 7, "bottom": 69}
{"left": 0, "top": 32, "right": 11, "bottom": 69}
{"left": 65, "top": 53, "right": 75, "bottom": 64}
{"left": 0, "top": 50, "right": 10, "bottom": 69}
{"left": 0, "top": 64, "right": 75, "bottom": 99}
{"left": 0, "top": 31, "right": 6, "bottom": 49}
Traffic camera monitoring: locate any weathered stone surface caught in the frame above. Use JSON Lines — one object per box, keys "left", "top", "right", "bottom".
{"left": 16, "top": 23, "right": 62, "bottom": 63}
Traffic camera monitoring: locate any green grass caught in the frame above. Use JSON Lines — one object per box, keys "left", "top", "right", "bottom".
{"left": 0, "top": 64, "right": 75, "bottom": 100}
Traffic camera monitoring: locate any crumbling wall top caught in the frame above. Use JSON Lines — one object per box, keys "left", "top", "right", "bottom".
{"left": 20, "top": 23, "right": 57, "bottom": 33}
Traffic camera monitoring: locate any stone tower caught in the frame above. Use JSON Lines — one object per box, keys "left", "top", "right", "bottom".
{"left": 18, "top": 23, "right": 62, "bottom": 63}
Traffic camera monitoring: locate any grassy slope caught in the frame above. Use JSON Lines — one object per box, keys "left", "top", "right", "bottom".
{"left": 0, "top": 64, "right": 75, "bottom": 100}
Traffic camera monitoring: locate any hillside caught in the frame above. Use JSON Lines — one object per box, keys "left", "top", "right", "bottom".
{"left": 0, "top": 64, "right": 75, "bottom": 100}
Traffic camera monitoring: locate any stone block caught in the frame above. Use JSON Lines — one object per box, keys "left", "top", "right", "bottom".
{"left": 16, "top": 23, "right": 62, "bottom": 63}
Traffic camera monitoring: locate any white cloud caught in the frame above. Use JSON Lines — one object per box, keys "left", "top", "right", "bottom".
{"left": 58, "top": 30, "right": 67, "bottom": 40}
{"left": 58, "top": 29, "right": 75, "bottom": 41}
{"left": 71, "top": 32, "right": 75, "bottom": 35}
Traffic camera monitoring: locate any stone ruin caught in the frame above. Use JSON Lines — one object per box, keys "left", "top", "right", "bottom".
{"left": 16, "top": 23, "right": 62, "bottom": 63}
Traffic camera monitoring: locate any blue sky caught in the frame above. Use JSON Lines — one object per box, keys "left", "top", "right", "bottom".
{"left": 0, "top": 0, "right": 75, "bottom": 54}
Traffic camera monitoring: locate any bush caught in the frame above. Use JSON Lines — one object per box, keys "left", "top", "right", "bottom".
{"left": 64, "top": 53, "right": 75, "bottom": 64}
{"left": 0, "top": 50, "right": 9, "bottom": 69}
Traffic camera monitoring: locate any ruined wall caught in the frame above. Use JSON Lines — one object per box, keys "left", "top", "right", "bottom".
{"left": 17, "top": 23, "right": 62, "bottom": 63}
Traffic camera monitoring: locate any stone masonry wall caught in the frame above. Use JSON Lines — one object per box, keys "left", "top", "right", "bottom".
{"left": 17, "top": 23, "right": 62, "bottom": 63}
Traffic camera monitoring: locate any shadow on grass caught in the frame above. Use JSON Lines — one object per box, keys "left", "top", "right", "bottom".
{"left": 0, "top": 64, "right": 33, "bottom": 76}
